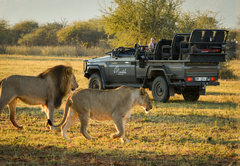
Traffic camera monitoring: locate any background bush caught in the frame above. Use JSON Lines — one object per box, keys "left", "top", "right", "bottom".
{"left": 219, "top": 61, "right": 237, "bottom": 79}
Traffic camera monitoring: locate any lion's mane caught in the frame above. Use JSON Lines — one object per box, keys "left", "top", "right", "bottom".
{"left": 38, "top": 65, "right": 73, "bottom": 109}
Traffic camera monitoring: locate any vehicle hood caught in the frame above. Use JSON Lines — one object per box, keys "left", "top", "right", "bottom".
{"left": 88, "top": 55, "right": 111, "bottom": 63}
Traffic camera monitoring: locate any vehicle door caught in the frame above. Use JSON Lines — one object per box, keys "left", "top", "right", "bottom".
{"left": 108, "top": 54, "right": 135, "bottom": 83}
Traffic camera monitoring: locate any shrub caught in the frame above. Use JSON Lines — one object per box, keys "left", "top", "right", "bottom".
{"left": 219, "top": 61, "right": 237, "bottom": 80}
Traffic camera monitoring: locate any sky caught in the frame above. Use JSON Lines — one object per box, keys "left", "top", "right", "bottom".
{"left": 0, "top": 0, "right": 239, "bottom": 29}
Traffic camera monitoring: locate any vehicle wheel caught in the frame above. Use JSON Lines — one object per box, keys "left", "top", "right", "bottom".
{"left": 182, "top": 91, "right": 200, "bottom": 101}
{"left": 152, "top": 76, "right": 169, "bottom": 102}
{"left": 88, "top": 73, "right": 103, "bottom": 90}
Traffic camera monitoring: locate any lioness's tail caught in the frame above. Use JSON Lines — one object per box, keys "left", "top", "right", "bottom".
{"left": 0, "top": 79, "right": 3, "bottom": 97}
{"left": 48, "top": 96, "right": 72, "bottom": 127}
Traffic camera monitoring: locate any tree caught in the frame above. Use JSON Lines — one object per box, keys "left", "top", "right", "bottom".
{"left": 227, "top": 29, "right": 237, "bottom": 41}
{"left": 236, "top": 17, "right": 240, "bottom": 60}
{"left": 18, "top": 22, "right": 64, "bottom": 46}
{"left": 177, "top": 10, "right": 222, "bottom": 33}
{"left": 0, "top": 19, "right": 12, "bottom": 53}
{"left": 101, "top": 0, "right": 183, "bottom": 47}
{"left": 11, "top": 20, "right": 39, "bottom": 45}
{"left": 57, "top": 20, "right": 106, "bottom": 49}
{"left": 17, "top": 33, "right": 35, "bottom": 46}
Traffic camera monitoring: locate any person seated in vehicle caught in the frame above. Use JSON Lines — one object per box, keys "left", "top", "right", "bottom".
{"left": 148, "top": 37, "right": 156, "bottom": 52}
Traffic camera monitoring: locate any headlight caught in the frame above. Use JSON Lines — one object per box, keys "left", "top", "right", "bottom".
{"left": 83, "top": 60, "right": 87, "bottom": 72}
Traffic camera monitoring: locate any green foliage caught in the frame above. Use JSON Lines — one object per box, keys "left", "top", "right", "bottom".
{"left": 0, "top": 2, "right": 228, "bottom": 50}
{"left": 0, "top": 19, "right": 12, "bottom": 53}
{"left": 17, "top": 33, "right": 35, "bottom": 46}
{"left": 177, "top": 10, "right": 221, "bottom": 33}
{"left": 227, "top": 29, "right": 237, "bottom": 41}
{"left": 57, "top": 20, "right": 107, "bottom": 49}
{"left": 219, "top": 61, "right": 237, "bottom": 79}
{"left": 11, "top": 20, "right": 39, "bottom": 45}
{"left": 101, "top": 0, "right": 222, "bottom": 47}
{"left": 18, "top": 22, "right": 63, "bottom": 46}
{"left": 236, "top": 18, "right": 240, "bottom": 60}
{"left": 102, "top": 0, "right": 183, "bottom": 47}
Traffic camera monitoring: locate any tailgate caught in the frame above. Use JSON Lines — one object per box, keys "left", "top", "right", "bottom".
{"left": 184, "top": 63, "right": 219, "bottom": 86}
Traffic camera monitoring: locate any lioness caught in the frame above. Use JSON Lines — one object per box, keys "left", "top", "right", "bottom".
{"left": 49, "top": 86, "right": 152, "bottom": 143}
{"left": 0, "top": 65, "right": 78, "bottom": 129}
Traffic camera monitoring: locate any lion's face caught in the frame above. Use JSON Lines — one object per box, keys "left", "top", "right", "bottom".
{"left": 140, "top": 88, "right": 152, "bottom": 113}
{"left": 71, "top": 74, "right": 78, "bottom": 91}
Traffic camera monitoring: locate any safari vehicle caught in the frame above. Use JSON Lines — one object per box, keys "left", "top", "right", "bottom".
{"left": 83, "top": 29, "right": 228, "bottom": 102}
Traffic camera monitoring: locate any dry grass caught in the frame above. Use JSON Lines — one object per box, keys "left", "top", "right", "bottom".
{"left": 5, "top": 46, "right": 109, "bottom": 57}
{"left": 0, "top": 55, "right": 239, "bottom": 165}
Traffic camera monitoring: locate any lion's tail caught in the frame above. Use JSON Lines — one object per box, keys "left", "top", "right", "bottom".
{"left": 48, "top": 96, "right": 72, "bottom": 128}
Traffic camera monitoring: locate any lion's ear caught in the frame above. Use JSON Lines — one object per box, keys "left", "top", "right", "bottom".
{"left": 66, "top": 67, "right": 72, "bottom": 77}
{"left": 140, "top": 87, "right": 145, "bottom": 95}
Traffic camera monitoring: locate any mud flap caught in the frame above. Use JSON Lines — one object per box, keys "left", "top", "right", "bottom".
{"left": 169, "top": 85, "right": 175, "bottom": 96}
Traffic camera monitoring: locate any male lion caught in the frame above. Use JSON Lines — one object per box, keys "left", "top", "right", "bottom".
{"left": 49, "top": 86, "right": 152, "bottom": 143}
{"left": 0, "top": 65, "right": 78, "bottom": 129}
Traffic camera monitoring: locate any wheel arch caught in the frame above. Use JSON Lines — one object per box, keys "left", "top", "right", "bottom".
{"left": 85, "top": 65, "right": 104, "bottom": 79}
{"left": 87, "top": 68, "right": 101, "bottom": 79}
{"left": 150, "top": 69, "right": 166, "bottom": 80}
{"left": 86, "top": 66, "right": 106, "bottom": 89}
{"left": 149, "top": 69, "right": 169, "bottom": 89}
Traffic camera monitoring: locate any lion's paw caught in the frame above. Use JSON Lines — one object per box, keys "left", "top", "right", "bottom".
{"left": 110, "top": 134, "right": 116, "bottom": 139}
{"left": 111, "top": 133, "right": 121, "bottom": 139}
{"left": 120, "top": 138, "right": 131, "bottom": 143}
{"left": 89, "top": 137, "right": 96, "bottom": 141}
{"left": 16, "top": 126, "right": 23, "bottom": 129}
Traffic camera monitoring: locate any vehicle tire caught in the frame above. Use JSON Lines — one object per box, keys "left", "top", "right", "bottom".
{"left": 88, "top": 73, "right": 103, "bottom": 90}
{"left": 182, "top": 91, "right": 200, "bottom": 101}
{"left": 152, "top": 76, "right": 169, "bottom": 102}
